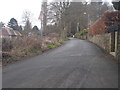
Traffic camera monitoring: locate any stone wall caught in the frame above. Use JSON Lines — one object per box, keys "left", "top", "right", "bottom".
{"left": 88, "top": 33, "right": 111, "bottom": 53}
{"left": 88, "top": 32, "right": 120, "bottom": 60}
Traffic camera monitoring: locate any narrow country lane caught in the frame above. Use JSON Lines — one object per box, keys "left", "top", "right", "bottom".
{"left": 3, "top": 38, "right": 118, "bottom": 88}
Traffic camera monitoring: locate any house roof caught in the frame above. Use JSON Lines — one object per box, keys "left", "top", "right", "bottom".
{"left": 108, "top": 24, "right": 120, "bottom": 33}
{"left": 0, "top": 27, "right": 22, "bottom": 37}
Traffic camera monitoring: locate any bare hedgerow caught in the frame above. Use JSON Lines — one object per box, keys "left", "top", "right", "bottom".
{"left": 2, "top": 38, "right": 13, "bottom": 51}
{"left": 2, "top": 35, "right": 42, "bottom": 65}
{"left": 2, "top": 35, "right": 61, "bottom": 65}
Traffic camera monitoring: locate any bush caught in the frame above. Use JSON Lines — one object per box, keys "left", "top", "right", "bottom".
{"left": 2, "top": 35, "right": 70, "bottom": 65}
{"left": 2, "top": 38, "right": 13, "bottom": 51}
{"left": 2, "top": 36, "right": 62, "bottom": 65}
{"left": 74, "top": 29, "right": 88, "bottom": 39}
{"left": 80, "top": 29, "right": 88, "bottom": 36}
{"left": 59, "top": 40, "right": 64, "bottom": 43}
{"left": 2, "top": 36, "right": 42, "bottom": 65}
{"left": 88, "top": 10, "right": 120, "bottom": 36}
{"left": 64, "top": 37, "right": 70, "bottom": 41}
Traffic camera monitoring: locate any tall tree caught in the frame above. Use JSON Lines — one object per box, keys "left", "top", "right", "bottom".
{"left": 32, "top": 25, "right": 39, "bottom": 31}
{"left": 41, "top": 0, "right": 47, "bottom": 35}
{"left": 0, "top": 22, "right": 4, "bottom": 29}
{"left": 22, "top": 10, "right": 32, "bottom": 23}
{"left": 24, "top": 20, "right": 32, "bottom": 34}
{"left": 40, "top": 0, "right": 109, "bottom": 37}
{"left": 112, "top": 1, "right": 120, "bottom": 10}
{"left": 86, "top": 2, "right": 108, "bottom": 23}
{"left": 19, "top": 25, "right": 23, "bottom": 31}
{"left": 8, "top": 18, "right": 19, "bottom": 30}
{"left": 46, "top": 1, "right": 70, "bottom": 38}
{"left": 32, "top": 25, "right": 39, "bottom": 35}
{"left": 22, "top": 10, "right": 32, "bottom": 34}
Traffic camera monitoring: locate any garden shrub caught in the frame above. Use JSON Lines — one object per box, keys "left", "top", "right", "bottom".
{"left": 88, "top": 10, "right": 120, "bottom": 36}
{"left": 2, "top": 38, "right": 13, "bottom": 51}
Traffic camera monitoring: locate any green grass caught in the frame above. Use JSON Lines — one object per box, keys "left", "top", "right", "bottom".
{"left": 64, "top": 37, "right": 70, "bottom": 41}
{"left": 47, "top": 44, "right": 61, "bottom": 49}
{"left": 59, "top": 40, "right": 64, "bottom": 43}
{"left": 59, "top": 37, "right": 70, "bottom": 43}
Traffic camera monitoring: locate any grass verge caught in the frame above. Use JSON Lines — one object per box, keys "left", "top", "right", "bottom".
{"left": 2, "top": 37, "right": 70, "bottom": 66}
{"left": 47, "top": 44, "right": 61, "bottom": 49}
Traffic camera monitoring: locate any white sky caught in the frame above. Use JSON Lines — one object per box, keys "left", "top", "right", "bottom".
{"left": 0, "top": 0, "right": 42, "bottom": 28}
{"left": 0, "top": 0, "right": 113, "bottom": 29}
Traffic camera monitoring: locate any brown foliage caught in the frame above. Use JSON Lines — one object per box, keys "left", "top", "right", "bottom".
{"left": 2, "top": 35, "right": 61, "bottom": 65}
{"left": 2, "top": 36, "right": 42, "bottom": 64}
{"left": 88, "top": 10, "right": 120, "bottom": 36}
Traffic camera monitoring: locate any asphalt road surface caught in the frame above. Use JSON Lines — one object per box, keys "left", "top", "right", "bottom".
{"left": 3, "top": 38, "right": 118, "bottom": 88}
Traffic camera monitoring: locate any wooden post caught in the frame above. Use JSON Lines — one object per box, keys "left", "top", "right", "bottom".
{"left": 117, "top": 30, "right": 120, "bottom": 62}
{"left": 111, "top": 32, "right": 115, "bottom": 52}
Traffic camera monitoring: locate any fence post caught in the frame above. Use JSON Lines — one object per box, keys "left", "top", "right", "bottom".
{"left": 117, "top": 30, "right": 120, "bottom": 62}
{"left": 111, "top": 32, "right": 115, "bottom": 52}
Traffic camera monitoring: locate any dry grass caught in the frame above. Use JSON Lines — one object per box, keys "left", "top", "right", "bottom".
{"left": 2, "top": 35, "right": 61, "bottom": 65}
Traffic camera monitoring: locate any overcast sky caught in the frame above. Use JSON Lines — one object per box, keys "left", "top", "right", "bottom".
{"left": 0, "top": 0, "right": 43, "bottom": 28}
{"left": 0, "top": 0, "right": 113, "bottom": 29}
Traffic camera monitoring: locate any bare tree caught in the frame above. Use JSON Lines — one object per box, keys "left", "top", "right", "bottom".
{"left": 47, "top": 1, "right": 70, "bottom": 38}
{"left": 22, "top": 10, "right": 32, "bottom": 23}
{"left": 40, "top": 0, "right": 48, "bottom": 36}
{"left": 40, "top": 0, "right": 109, "bottom": 38}
{"left": 22, "top": 10, "right": 32, "bottom": 35}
